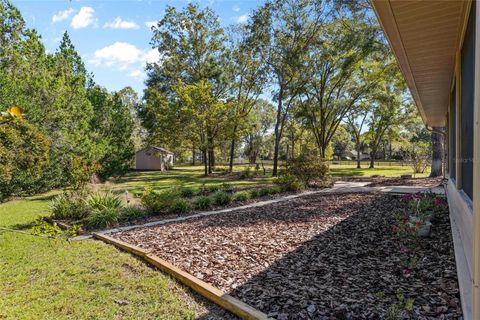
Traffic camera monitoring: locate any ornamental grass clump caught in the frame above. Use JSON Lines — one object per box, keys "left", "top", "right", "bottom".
{"left": 194, "top": 196, "right": 212, "bottom": 209}
{"left": 213, "top": 191, "right": 232, "bottom": 205}
{"left": 233, "top": 191, "right": 250, "bottom": 202}
{"left": 141, "top": 188, "right": 181, "bottom": 214}
{"left": 170, "top": 198, "right": 190, "bottom": 213}
{"left": 50, "top": 191, "right": 90, "bottom": 220}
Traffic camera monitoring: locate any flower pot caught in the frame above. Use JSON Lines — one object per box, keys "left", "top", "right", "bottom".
{"left": 409, "top": 216, "right": 432, "bottom": 237}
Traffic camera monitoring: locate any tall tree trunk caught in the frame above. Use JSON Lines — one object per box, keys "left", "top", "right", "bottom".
{"left": 203, "top": 150, "right": 208, "bottom": 176}
{"left": 192, "top": 147, "right": 196, "bottom": 166}
{"left": 229, "top": 125, "right": 238, "bottom": 172}
{"left": 272, "top": 85, "right": 284, "bottom": 177}
{"left": 430, "top": 127, "right": 443, "bottom": 177}
{"left": 356, "top": 146, "right": 361, "bottom": 169}
{"left": 369, "top": 149, "right": 376, "bottom": 168}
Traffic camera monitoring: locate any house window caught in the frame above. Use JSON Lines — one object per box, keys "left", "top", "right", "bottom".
{"left": 460, "top": 1, "right": 476, "bottom": 200}
{"left": 450, "top": 85, "right": 456, "bottom": 180}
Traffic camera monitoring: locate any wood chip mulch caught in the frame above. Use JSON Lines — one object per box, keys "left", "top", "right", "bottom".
{"left": 338, "top": 177, "right": 444, "bottom": 188}
{"left": 114, "top": 192, "right": 462, "bottom": 319}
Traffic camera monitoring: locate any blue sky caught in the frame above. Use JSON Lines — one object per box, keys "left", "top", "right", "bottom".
{"left": 11, "top": 0, "right": 264, "bottom": 95}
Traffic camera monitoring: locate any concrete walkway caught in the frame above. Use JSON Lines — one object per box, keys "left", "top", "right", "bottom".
{"left": 71, "top": 181, "right": 444, "bottom": 241}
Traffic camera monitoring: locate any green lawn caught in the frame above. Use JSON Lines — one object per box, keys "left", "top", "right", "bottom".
{"left": 329, "top": 164, "right": 429, "bottom": 177}
{"left": 105, "top": 165, "right": 274, "bottom": 195}
{"left": 0, "top": 195, "right": 203, "bottom": 320}
{"left": 105, "top": 162, "right": 427, "bottom": 197}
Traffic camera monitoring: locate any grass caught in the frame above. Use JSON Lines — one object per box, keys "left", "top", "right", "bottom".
{"left": 0, "top": 195, "right": 200, "bottom": 319}
{"left": 329, "top": 164, "right": 429, "bottom": 177}
{"left": 105, "top": 165, "right": 274, "bottom": 196}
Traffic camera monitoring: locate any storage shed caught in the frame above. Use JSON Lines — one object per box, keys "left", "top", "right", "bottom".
{"left": 135, "top": 147, "right": 174, "bottom": 171}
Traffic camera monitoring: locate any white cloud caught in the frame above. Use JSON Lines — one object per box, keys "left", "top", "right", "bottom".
{"left": 145, "top": 20, "right": 157, "bottom": 29}
{"left": 71, "top": 7, "right": 96, "bottom": 29}
{"left": 233, "top": 6, "right": 240, "bottom": 12}
{"left": 143, "top": 49, "right": 160, "bottom": 64}
{"left": 236, "top": 14, "right": 248, "bottom": 24}
{"left": 129, "top": 69, "right": 145, "bottom": 81}
{"left": 104, "top": 17, "right": 139, "bottom": 30}
{"left": 89, "top": 42, "right": 160, "bottom": 70}
{"left": 52, "top": 8, "right": 74, "bottom": 23}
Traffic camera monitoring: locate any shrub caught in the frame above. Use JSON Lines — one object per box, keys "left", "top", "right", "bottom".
{"left": 258, "top": 187, "right": 271, "bottom": 196}
{"left": 141, "top": 188, "right": 180, "bottom": 214}
{"left": 287, "top": 153, "right": 329, "bottom": 186}
{"left": 179, "top": 187, "right": 195, "bottom": 198}
{"left": 213, "top": 191, "right": 232, "bottom": 206}
{"left": 87, "top": 207, "right": 118, "bottom": 229}
{"left": 249, "top": 188, "right": 260, "bottom": 198}
{"left": 207, "top": 185, "right": 220, "bottom": 193}
{"left": 51, "top": 191, "right": 90, "bottom": 220}
{"left": 275, "top": 175, "right": 305, "bottom": 192}
{"left": 119, "top": 206, "right": 147, "bottom": 221}
{"left": 233, "top": 191, "right": 250, "bottom": 202}
{"left": 170, "top": 198, "right": 190, "bottom": 213}
{"left": 87, "top": 192, "right": 123, "bottom": 212}
{"left": 269, "top": 186, "right": 282, "bottom": 194}
{"left": 194, "top": 196, "right": 212, "bottom": 210}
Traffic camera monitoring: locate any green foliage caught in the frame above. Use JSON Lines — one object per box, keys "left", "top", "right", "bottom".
{"left": 0, "top": 119, "right": 50, "bottom": 200}
{"left": 258, "top": 187, "right": 271, "bottom": 197}
{"left": 31, "top": 217, "right": 64, "bottom": 238}
{"left": 233, "top": 191, "right": 250, "bottom": 202}
{"left": 213, "top": 191, "right": 232, "bottom": 206}
{"left": 193, "top": 196, "right": 212, "bottom": 210}
{"left": 287, "top": 153, "right": 329, "bottom": 186}
{"left": 269, "top": 186, "right": 281, "bottom": 194}
{"left": 87, "top": 192, "right": 123, "bottom": 212}
{"left": 179, "top": 187, "right": 196, "bottom": 198}
{"left": 249, "top": 188, "right": 260, "bottom": 198}
{"left": 87, "top": 207, "right": 118, "bottom": 229}
{"left": 119, "top": 206, "right": 147, "bottom": 221}
{"left": 170, "top": 198, "right": 190, "bottom": 213}
{"left": 50, "top": 191, "right": 90, "bottom": 220}
{"left": 275, "top": 175, "right": 305, "bottom": 192}
{"left": 141, "top": 188, "right": 181, "bottom": 214}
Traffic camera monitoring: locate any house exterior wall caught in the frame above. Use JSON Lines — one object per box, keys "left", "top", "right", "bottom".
{"left": 445, "top": 2, "right": 478, "bottom": 318}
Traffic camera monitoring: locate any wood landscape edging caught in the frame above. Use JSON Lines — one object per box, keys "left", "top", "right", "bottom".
{"left": 92, "top": 232, "right": 271, "bottom": 320}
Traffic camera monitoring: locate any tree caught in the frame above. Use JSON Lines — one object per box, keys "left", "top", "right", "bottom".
{"left": 248, "top": 0, "right": 326, "bottom": 176}
{"left": 429, "top": 128, "right": 444, "bottom": 177}
{"left": 296, "top": 16, "right": 384, "bottom": 159}
{"left": 143, "top": 3, "right": 231, "bottom": 170}
{"left": 174, "top": 80, "right": 231, "bottom": 175}
{"left": 226, "top": 24, "right": 266, "bottom": 171}
{"left": 365, "top": 76, "right": 415, "bottom": 168}
{"left": 346, "top": 104, "right": 369, "bottom": 168}
{"left": 331, "top": 124, "right": 353, "bottom": 160}
{"left": 242, "top": 99, "right": 276, "bottom": 164}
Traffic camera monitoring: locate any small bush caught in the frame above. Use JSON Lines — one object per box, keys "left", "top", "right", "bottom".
{"left": 258, "top": 187, "right": 271, "bottom": 196}
{"left": 87, "top": 192, "right": 123, "bottom": 212}
{"left": 119, "top": 206, "right": 147, "bottom": 221}
{"left": 170, "top": 198, "right": 190, "bottom": 213}
{"left": 275, "top": 175, "right": 305, "bottom": 192}
{"left": 269, "top": 186, "right": 282, "bottom": 194}
{"left": 287, "top": 153, "right": 329, "bottom": 186}
{"left": 194, "top": 196, "right": 212, "bottom": 210}
{"left": 141, "top": 188, "right": 181, "bottom": 214}
{"left": 233, "top": 191, "right": 250, "bottom": 202}
{"left": 87, "top": 207, "right": 118, "bottom": 229}
{"left": 51, "top": 191, "right": 90, "bottom": 220}
{"left": 250, "top": 188, "right": 260, "bottom": 198}
{"left": 213, "top": 191, "right": 232, "bottom": 206}
{"left": 207, "top": 185, "right": 220, "bottom": 193}
{"left": 179, "top": 187, "right": 195, "bottom": 198}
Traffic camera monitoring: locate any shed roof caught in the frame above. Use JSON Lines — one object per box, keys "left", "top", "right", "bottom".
{"left": 137, "top": 146, "right": 174, "bottom": 154}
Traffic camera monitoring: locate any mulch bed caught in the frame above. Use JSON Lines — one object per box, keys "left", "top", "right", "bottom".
{"left": 114, "top": 192, "right": 461, "bottom": 319}
{"left": 338, "top": 177, "right": 445, "bottom": 188}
